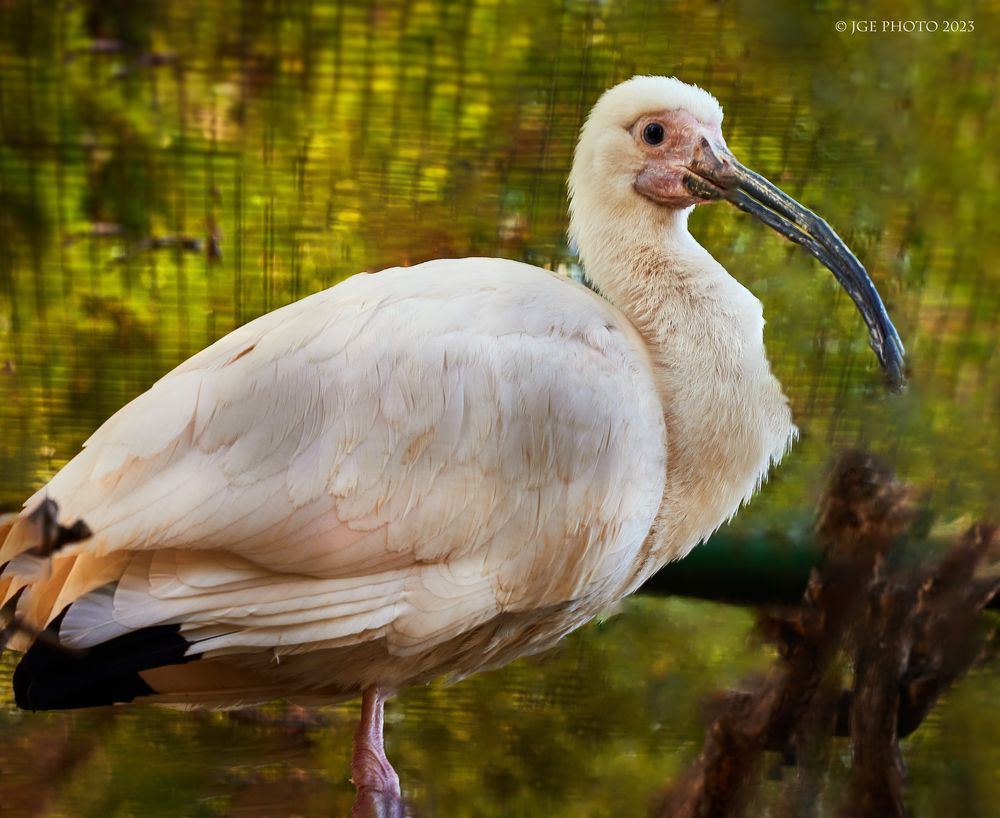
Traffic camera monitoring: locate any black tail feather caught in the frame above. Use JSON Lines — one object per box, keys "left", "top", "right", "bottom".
{"left": 13, "top": 612, "right": 198, "bottom": 710}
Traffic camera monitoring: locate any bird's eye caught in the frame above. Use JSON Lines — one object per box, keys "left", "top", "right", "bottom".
{"left": 642, "top": 122, "right": 665, "bottom": 146}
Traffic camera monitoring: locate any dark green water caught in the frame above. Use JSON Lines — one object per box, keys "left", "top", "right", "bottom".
{"left": 0, "top": 1, "right": 998, "bottom": 815}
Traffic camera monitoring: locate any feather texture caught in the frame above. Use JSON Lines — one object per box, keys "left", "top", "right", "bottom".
{"left": 4, "top": 76, "right": 806, "bottom": 708}
{"left": 2, "top": 258, "right": 667, "bottom": 700}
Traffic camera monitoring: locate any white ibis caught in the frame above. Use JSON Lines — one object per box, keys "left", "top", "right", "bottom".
{"left": 0, "top": 76, "right": 903, "bottom": 814}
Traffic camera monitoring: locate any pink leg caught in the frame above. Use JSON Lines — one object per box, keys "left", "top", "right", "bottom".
{"left": 351, "top": 687, "right": 404, "bottom": 818}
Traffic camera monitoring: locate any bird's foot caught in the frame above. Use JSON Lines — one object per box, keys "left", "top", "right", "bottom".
{"left": 351, "top": 687, "right": 405, "bottom": 818}
{"left": 351, "top": 778, "right": 404, "bottom": 818}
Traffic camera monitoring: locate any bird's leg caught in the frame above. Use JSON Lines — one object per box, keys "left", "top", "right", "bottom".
{"left": 351, "top": 686, "right": 404, "bottom": 818}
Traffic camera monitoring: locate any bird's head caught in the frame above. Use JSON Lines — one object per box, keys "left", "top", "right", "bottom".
{"left": 569, "top": 75, "right": 905, "bottom": 389}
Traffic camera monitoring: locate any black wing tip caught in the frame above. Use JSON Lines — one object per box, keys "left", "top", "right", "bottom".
{"left": 13, "top": 616, "right": 197, "bottom": 711}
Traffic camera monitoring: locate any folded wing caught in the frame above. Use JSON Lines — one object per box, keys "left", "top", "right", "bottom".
{"left": 1, "top": 258, "right": 665, "bottom": 704}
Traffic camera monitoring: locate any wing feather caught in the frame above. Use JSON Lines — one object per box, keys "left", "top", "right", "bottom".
{"left": 3, "top": 258, "right": 666, "bottom": 687}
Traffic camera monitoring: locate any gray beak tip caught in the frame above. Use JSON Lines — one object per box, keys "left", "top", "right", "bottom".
{"left": 879, "top": 334, "right": 907, "bottom": 392}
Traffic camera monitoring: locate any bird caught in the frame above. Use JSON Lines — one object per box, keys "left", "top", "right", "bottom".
{"left": 0, "top": 76, "right": 903, "bottom": 815}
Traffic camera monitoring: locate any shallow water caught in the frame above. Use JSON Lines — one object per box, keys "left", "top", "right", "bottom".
{"left": 2, "top": 598, "right": 998, "bottom": 817}
{"left": 0, "top": 1, "right": 998, "bottom": 815}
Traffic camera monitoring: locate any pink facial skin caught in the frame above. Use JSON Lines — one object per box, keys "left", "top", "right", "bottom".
{"left": 632, "top": 109, "right": 731, "bottom": 209}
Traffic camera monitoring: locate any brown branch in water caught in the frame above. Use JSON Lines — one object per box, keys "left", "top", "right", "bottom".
{"left": 652, "top": 453, "right": 912, "bottom": 818}
{"left": 838, "top": 579, "right": 911, "bottom": 818}
{"left": 651, "top": 453, "right": 997, "bottom": 818}
{"left": 771, "top": 669, "right": 841, "bottom": 818}
{"left": 836, "top": 523, "right": 998, "bottom": 817}
{"left": 897, "top": 523, "right": 999, "bottom": 737}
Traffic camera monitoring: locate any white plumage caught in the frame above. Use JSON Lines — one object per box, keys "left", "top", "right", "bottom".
{"left": 1, "top": 76, "right": 901, "bottom": 811}
{"left": 2, "top": 258, "right": 673, "bottom": 701}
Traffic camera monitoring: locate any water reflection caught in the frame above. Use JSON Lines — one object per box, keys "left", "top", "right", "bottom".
{"left": 0, "top": 0, "right": 998, "bottom": 815}
{"left": 2, "top": 599, "right": 997, "bottom": 816}
{"left": 0, "top": 601, "right": 764, "bottom": 816}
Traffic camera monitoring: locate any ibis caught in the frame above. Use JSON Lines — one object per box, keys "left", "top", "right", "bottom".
{"left": 0, "top": 76, "right": 903, "bottom": 814}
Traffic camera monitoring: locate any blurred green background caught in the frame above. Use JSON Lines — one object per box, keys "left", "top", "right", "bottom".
{"left": 0, "top": 0, "right": 997, "bottom": 815}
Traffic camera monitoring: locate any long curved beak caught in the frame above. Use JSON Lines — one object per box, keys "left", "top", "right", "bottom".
{"left": 685, "top": 139, "right": 906, "bottom": 390}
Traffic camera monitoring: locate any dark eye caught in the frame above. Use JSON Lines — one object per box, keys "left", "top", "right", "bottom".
{"left": 642, "top": 122, "right": 665, "bottom": 146}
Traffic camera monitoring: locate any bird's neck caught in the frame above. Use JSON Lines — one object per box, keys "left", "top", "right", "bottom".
{"left": 580, "top": 214, "right": 796, "bottom": 582}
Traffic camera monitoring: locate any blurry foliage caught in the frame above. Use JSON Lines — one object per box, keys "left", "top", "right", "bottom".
{"left": 0, "top": 0, "right": 995, "bottom": 524}
{"left": 0, "top": 0, "right": 997, "bottom": 815}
